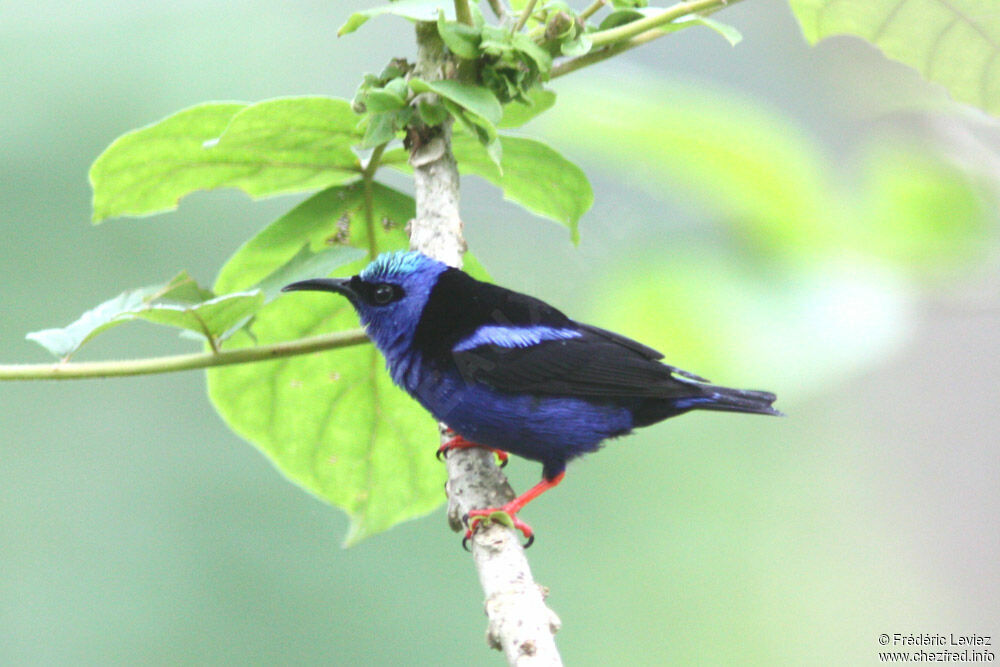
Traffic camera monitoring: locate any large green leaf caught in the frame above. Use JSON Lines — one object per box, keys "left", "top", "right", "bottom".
{"left": 254, "top": 245, "right": 367, "bottom": 302}
{"left": 91, "top": 97, "right": 362, "bottom": 221}
{"left": 338, "top": 0, "right": 455, "bottom": 36}
{"left": 208, "top": 182, "right": 441, "bottom": 545}
{"left": 788, "top": 0, "right": 1000, "bottom": 116}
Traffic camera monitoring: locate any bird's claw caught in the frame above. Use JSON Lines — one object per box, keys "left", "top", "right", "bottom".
{"left": 461, "top": 509, "right": 535, "bottom": 549}
{"left": 436, "top": 436, "right": 508, "bottom": 468}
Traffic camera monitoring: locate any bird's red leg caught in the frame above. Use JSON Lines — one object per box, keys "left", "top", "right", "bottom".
{"left": 463, "top": 472, "right": 565, "bottom": 549}
{"left": 436, "top": 432, "right": 508, "bottom": 467}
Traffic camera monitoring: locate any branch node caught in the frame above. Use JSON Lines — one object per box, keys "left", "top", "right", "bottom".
{"left": 409, "top": 134, "right": 448, "bottom": 167}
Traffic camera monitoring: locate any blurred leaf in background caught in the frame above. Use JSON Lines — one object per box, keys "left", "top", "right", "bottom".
{"left": 539, "top": 75, "right": 996, "bottom": 395}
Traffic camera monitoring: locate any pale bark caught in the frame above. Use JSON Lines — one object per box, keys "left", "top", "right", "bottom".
{"left": 408, "top": 21, "right": 563, "bottom": 666}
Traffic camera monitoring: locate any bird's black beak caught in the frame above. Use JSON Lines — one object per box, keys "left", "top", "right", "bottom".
{"left": 281, "top": 277, "right": 359, "bottom": 302}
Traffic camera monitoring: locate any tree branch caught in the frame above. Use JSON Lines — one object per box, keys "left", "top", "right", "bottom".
{"left": 410, "top": 21, "right": 562, "bottom": 666}
{"left": 552, "top": 0, "right": 744, "bottom": 79}
{"left": 588, "top": 0, "right": 743, "bottom": 47}
{"left": 0, "top": 329, "right": 369, "bottom": 381}
{"left": 551, "top": 29, "right": 661, "bottom": 78}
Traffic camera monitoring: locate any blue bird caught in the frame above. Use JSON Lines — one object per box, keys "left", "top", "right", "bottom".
{"left": 283, "top": 251, "right": 780, "bottom": 546}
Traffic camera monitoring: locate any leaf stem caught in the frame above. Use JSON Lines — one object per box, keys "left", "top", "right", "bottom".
{"left": 513, "top": 0, "right": 538, "bottom": 33}
{"left": 189, "top": 309, "right": 221, "bottom": 354}
{"left": 0, "top": 329, "right": 370, "bottom": 381}
{"left": 362, "top": 142, "right": 387, "bottom": 260}
{"left": 588, "top": 0, "right": 741, "bottom": 47}
{"left": 362, "top": 142, "right": 387, "bottom": 181}
{"left": 486, "top": 0, "right": 508, "bottom": 21}
{"left": 454, "top": 0, "right": 474, "bottom": 26}
{"left": 578, "top": 0, "right": 607, "bottom": 21}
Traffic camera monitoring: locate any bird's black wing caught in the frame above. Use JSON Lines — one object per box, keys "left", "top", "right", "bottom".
{"left": 452, "top": 323, "right": 709, "bottom": 399}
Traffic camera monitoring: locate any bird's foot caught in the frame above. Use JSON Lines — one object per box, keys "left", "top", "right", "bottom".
{"left": 436, "top": 434, "right": 508, "bottom": 468}
{"left": 462, "top": 505, "right": 535, "bottom": 550}
{"left": 458, "top": 472, "right": 565, "bottom": 551}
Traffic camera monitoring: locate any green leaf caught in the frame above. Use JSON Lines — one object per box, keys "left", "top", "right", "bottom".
{"left": 208, "top": 181, "right": 491, "bottom": 543}
{"left": 788, "top": 0, "right": 1000, "bottom": 115}
{"left": 383, "top": 130, "right": 592, "bottom": 239}
{"left": 417, "top": 98, "right": 449, "bottom": 126}
{"left": 452, "top": 133, "right": 592, "bottom": 242}
{"left": 693, "top": 16, "right": 742, "bottom": 46}
{"left": 27, "top": 274, "right": 189, "bottom": 358}
{"left": 447, "top": 101, "right": 503, "bottom": 166}
{"left": 561, "top": 34, "right": 593, "bottom": 57}
{"left": 361, "top": 110, "right": 403, "bottom": 149}
{"left": 511, "top": 32, "right": 554, "bottom": 72}
{"left": 498, "top": 87, "right": 557, "bottom": 128}
{"left": 437, "top": 11, "right": 481, "bottom": 60}
{"left": 25, "top": 272, "right": 258, "bottom": 358}
{"left": 364, "top": 87, "right": 408, "bottom": 113}
{"left": 91, "top": 97, "right": 362, "bottom": 222}
{"left": 409, "top": 78, "right": 503, "bottom": 125}
{"left": 338, "top": 0, "right": 455, "bottom": 36}
{"left": 408, "top": 77, "right": 505, "bottom": 166}
{"left": 208, "top": 182, "right": 434, "bottom": 545}
{"left": 137, "top": 292, "right": 265, "bottom": 342}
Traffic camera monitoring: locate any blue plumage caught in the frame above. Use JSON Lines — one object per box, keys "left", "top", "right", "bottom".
{"left": 453, "top": 325, "right": 582, "bottom": 352}
{"left": 283, "top": 251, "right": 780, "bottom": 544}
{"left": 359, "top": 250, "right": 433, "bottom": 282}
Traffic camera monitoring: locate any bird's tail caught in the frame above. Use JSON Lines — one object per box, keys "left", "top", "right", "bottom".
{"left": 693, "top": 384, "right": 783, "bottom": 417}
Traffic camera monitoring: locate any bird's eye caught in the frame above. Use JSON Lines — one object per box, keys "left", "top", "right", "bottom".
{"left": 373, "top": 283, "right": 396, "bottom": 305}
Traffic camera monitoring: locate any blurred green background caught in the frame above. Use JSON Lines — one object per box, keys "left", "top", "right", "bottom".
{"left": 2, "top": 1, "right": 998, "bottom": 664}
